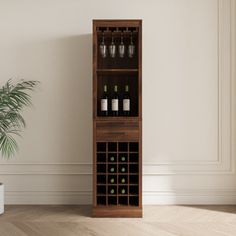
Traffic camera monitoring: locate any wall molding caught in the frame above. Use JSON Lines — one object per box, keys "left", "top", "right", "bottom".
{"left": 0, "top": 162, "right": 235, "bottom": 175}
{"left": 143, "top": 0, "right": 234, "bottom": 174}
{"left": 5, "top": 190, "right": 92, "bottom": 205}
{"left": 5, "top": 189, "right": 236, "bottom": 205}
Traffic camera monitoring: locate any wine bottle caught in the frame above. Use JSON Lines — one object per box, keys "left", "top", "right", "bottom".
{"left": 121, "top": 178, "right": 126, "bottom": 184}
{"left": 110, "top": 188, "right": 115, "bottom": 194}
{"left": 121, "top": 188, "right": 126, "bottom": 194}
{"left": 121, "top": 156, "right": 126, "bottom": 162}
{"left": 110, "top": 156, "right": 115, "bottom": 162}
{"left": 111, "top": 85, "right": 119, "bottom": 116}
{"left": 120, "top": 167, "right": 126, "bottom": 173}
{"left": 123, "top": 85, "right": 130, "bottom": 116}
{"left": 100, "top": 85, "right": 108, "bottom": 116}
{"left": 110, "top": 178, "right": 115, "bottom": 184}
{"left": 110, "top": 167, "right": 115, "bottom": 173}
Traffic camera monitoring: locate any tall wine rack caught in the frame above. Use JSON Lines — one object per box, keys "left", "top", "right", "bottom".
{"left": 92, "top": 20, "right": 142, "bottom": 217}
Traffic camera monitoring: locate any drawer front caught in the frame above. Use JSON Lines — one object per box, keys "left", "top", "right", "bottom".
{"left": 96, "top": 121, "right": 139, "bottom": 141}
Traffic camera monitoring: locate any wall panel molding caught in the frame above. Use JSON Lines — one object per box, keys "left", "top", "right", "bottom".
{"left": 143, "top": 0, "right": 233, "bottom": 174}
{"left": 5, "top": 189, "right": 236, "bottom": 205}
{"left": 0, "top": 162, "right": 235, "bottom": 175}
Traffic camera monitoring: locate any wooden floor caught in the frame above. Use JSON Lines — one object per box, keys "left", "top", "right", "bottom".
{"left": 1, "top": 205, "right": 236, "bottom": 236}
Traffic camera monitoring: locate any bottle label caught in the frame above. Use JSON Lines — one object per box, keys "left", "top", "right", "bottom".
{"left": 123, "top": 99, "right": 130, "bottom": 111}
{"left": 101, "top": 99, "right": 108, "bottom": 111}
{"left": 112, "top": 99, "right": 118, "bottom": 111}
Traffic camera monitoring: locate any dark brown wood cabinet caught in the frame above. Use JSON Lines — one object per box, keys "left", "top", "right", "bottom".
{"left": 92, "top": 20, "right": 142, "bottom": 217}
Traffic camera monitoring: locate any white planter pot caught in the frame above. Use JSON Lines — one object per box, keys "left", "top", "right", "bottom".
{"left": 0, "top": 183, "right": 4, "bottom": 214}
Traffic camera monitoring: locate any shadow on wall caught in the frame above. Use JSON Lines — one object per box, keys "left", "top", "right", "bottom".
{"left": 48, "top": 34, "right": 93, "bottom": 163}
{"left": 17, "top": 34, "right": 93, "bottom": 164}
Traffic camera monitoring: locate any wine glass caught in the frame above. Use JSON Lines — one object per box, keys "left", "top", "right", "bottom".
{"left": 99, "top": 32, "right": 107, "bottom": 58}
{"left": 109, "top": 33, "right": 116, "bottom": 58}
{"left": 118, "top": 33, "right": 125, "bottom": 58}
{"left": 128, "top": 32, "right": 135, "bottom": 58}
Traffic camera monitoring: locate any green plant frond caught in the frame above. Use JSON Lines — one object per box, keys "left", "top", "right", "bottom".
{"left": 12, "top": 80, "right": 39, "bottom": 92}
{"left": 0, "top": 133, "right": 19, "bottom": 159}
{"left": 5, "top": 111, "right": 26, "bottom": 129}
{"left": 0, "top": 118, "right": 11, "bottom": 131}
{"left": 0, "top": 79, "right": 39, "bottom": 158}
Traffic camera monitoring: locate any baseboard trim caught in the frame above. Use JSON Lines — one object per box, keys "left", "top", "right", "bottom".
{"left": 5, "top": 189, "right": 236, "bottom": 205}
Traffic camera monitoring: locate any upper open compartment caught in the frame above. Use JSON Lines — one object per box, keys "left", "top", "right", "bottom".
{"left": 96, "top": 27, "right": 139, "bottom": 70}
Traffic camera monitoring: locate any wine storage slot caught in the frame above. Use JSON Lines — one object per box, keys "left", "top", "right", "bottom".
{"left": 108, "top": 142, "right": 117, "bottom": 152}
{"left": 108, "top": 164, "right": 117, "bottom": 173}
{"left": 119, "top": 196, "right": 128, "bottom": 206}
{"left": 129, "top": 164, "right": 139, "bottom": 173}
{"left": 129, "top": 153, "right": 138, "bottom": 162}
{"left": 97, "top": 186, "right": 106, "bottom": 195}
{"left": 97, "top": 175, "right": 106, "bottom": 184}
{"left": 129, "top": 142, "right": 139, "bottom": 152}
{"left": 108, "top": 186, "right": 117, "bottom": 195}
{"left": 97, "top": 164, "right": 106, "bottom": 173}
{"left": 108, "top": 153, "right": 117, "bottom": 162}
{"left": 118, "top": 175, "right": 128, "bottom": 184}
{"left": 129, "top": 196, "right": 139, "bottom": 206}
{"left": 119, "top": 164, "right": 128, "bottom": 173}
{"left": 108, "top": 196, "right": 117, "bottom": 205}
{"left": 97, "top": 142, "right": 106, "bottom": 152}
{"left": 119, "top": 186, "right": 128, "bottom": 194}
{"left": 108, "top": 175, "right": 117, "bottom": 184}
{"left": 118, "top": 153, "right": 128, "bottom": 162}
{"left": 118, "top": 142, "right": 128, "bottom": 152}
{"left": 97, "top": 74, "right": 138, "bottom": 117}
{"left": 129, "top": 175, "right": 138, "bottom": 184}
{"left": 97, "top": 153, "right": 106, "bottom": 162}
{"left": 129, "top": 186, "right": 139, "bottom": 195}
{"left": 97, "top": 196, "right": 106, "bottom": 205}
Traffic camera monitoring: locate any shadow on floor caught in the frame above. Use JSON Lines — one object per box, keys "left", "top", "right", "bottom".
{"left": 179, "top": 205, "right": 236, "bottom": 214}
{"left": 0, "top": 205, "right": 92, "bottom": 220}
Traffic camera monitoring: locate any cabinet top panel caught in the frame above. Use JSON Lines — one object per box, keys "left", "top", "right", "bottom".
{"left": 93, "top": 19, "right": 142, "bottom": 27}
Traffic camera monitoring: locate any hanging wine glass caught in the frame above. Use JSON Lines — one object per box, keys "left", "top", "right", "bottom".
{"left": 99, "top": 32, "right": 107, "bottom": 58}
{"left": 109, "top": 32, "right": 116, "bottom": 58}
{"left": 118, "top": 32, "right": 125, "bottom": 58}
{"left": 128, "top": 32, "right": 135, "bottom": 58}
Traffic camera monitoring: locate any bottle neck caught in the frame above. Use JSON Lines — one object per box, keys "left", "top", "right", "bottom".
{"left": 125, "top": 85, "right": 129, "bottom": 93}
{"left": 104, "top": 85, "right": 107, "bottom": 93}
{"left": 114, "top": 85, "right": 118, "bottom": 93}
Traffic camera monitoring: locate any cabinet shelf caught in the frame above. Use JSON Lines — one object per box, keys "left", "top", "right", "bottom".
{"left": 97, "top": 69, "right": 138, "bottom": 75}
{"left": 97, "top": 194, "right": 139, "bottom": 197}
{"left": 96, "top": 162, "right": 138, "bottom": 164}
{"left": 95, "top": 117, "right": 140, "bottom": 121}
{"left": 97, "top": 184, "right": 138, "bottom": 186}
{"left": 96, "top": 172, "right": 139, "bottom": 175}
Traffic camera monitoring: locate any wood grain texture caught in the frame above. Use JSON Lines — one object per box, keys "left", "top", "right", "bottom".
{"left": 93, "top": 19, "right": 142, "bottom": 217}
{"left": 96, "top": 121, "right": 139, "bottom": 141}
{"left": 1, "top": 205, "right": 236, "bottom": 235}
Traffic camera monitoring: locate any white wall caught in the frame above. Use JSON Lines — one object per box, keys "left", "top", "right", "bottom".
{"left": 0, "top": 0, "right": 235, "bottom": 204}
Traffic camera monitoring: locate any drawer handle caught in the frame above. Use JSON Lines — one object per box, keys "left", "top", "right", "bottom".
{"left": 106, "top": 132, "right": 126, "bottom": 135}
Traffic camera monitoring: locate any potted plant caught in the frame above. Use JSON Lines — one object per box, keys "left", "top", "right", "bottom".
{"left": 0, "top": 79, "right": 38, "bottom": 214}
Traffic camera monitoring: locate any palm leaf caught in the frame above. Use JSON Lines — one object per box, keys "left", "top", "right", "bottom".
{"left": 0, "top": 79, "right": 38, "bottom": 158}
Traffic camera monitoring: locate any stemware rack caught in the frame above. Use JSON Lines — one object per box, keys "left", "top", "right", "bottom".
{"left": 92, "top": 20, "right": 142, "bottom": 218}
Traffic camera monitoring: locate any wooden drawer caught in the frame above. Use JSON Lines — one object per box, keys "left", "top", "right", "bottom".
{"left": 96, "top": 121, "right": 139, "bottom": 141}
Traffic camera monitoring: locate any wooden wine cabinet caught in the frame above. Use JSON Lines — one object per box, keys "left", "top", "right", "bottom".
{"left": 92, "top": 20, "right": 142, "bottom": 217}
